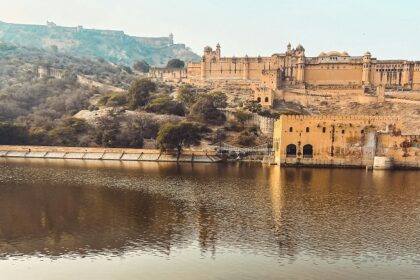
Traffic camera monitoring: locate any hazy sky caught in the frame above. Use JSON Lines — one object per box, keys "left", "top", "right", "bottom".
{"left": 0, "top": 0, "right": 419, "bottom": 59}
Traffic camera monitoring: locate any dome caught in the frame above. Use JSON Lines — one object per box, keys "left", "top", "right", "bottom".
{"left": 318, "top": 51, "right": 350, "bottom": 57}
{"left": 296, "top": 44, "right": 305, "bottom": 52}
{"left": 364, "top": 51, "right": 372, "bottom": 57}
{"left": 204, "top": 46, "right": 212, "bottom": 53}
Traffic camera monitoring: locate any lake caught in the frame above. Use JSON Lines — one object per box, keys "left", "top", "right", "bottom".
{"left": 0, "top": 158, "right": 419, "bottom": 280}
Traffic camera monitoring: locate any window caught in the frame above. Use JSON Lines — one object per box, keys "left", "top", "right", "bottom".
{"left": 322, "top": 127, "right": 326, "bottom": 133}
{"left": 289, "top": 127, "right": 293, "bottom": 132}
{"left": 342, "top": 130, "right": 345, "bottom": 134}
{"left": 286, "top": 144, "right": 297, "bottom": 158}
{"left": 361, "top": 130, "right": 364, "bottom": 134}
{"left": 257, "top": 97, "right": 261, "bottom": 103}
{"left": 303, "top": 144, "right": 313, "bottom": 158}
{"left": 306, "top": 127, "right": 310, "bottom": 133}
{"left": 264, "top": 97, "right": 269, "bottom": 103}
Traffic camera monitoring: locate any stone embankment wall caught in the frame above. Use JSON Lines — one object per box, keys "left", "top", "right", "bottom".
{"left": 0, "top": 146, "right": 221, "bottom": 163}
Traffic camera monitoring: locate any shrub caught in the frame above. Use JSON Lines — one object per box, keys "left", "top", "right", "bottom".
{"left": 145, "top": 95, "right": 185, "bottom": 116}
{"left": 133, "top": 60, "right": 150, "bottom": 73}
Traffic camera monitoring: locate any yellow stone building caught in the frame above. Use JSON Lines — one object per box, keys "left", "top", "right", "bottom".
{"left": 273, "top": 115, "right": 420, "bottom": 168}
{"left": 186, "top": 43, "right": 420, "bottom": 90}
{"left": 150, "top": 43, "right": 420, "bottom": 107}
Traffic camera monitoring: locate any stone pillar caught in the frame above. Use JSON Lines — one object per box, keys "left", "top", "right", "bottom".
{"left": 243, "top": 56, "right": 250, "bottom": 80}
{"left": 401, "top": 62, "right": 410, "bottom": 88}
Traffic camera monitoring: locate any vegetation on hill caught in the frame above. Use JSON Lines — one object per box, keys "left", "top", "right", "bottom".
{"left": 0, "top": 43, "right": 275, "bottom": 151}
{"left": 0, "top": 21, "right": 200, "bottom": 67}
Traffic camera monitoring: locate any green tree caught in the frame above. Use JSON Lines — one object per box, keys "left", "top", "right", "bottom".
{"left": 133, "top": 60, "right": 150, "bottom": 73}
{"left": 47, "top": 117, "right": 89, "bottom": 146}
{"left": 166, "top": 59, "right": 185, "bottom": 69}
{"left": 98, "top": 92, "right": 128, "bottom": 107}
{"left": 244, "top": 100, "right": 262, "bottom": 114}
{"left": 0, "top": 122, "right": 28, "bottom": 145}
{"left": 145, "top": 95, "right": 185, "bottom": 116}
{"left": 157, "top": 122, "right": 201, "bottom": 153}
{"left": 235, "top": 110, "right": 252, "bottom": 126}
{"left": 238, "top": 131, "right": 256, "bottom": 146}
{"left": 176, "top": 86, "right": 197, "bottom": 106}
{"left": 209, "top": 91, "right": 228, "bottom": 108}
{"left": 127, "top": 78, "right": 156, "bottom": 109}
{"left": 189, "top": 94, "right": 226, "bottom": 125}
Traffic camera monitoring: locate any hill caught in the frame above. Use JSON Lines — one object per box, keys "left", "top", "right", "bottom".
{"left": 0, "top": 20, "right": 200, "bottom": 67}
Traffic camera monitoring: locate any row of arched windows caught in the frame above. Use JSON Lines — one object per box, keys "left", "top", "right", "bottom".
{"left": 286, "top": 144, "right": 313, "bottom": 158}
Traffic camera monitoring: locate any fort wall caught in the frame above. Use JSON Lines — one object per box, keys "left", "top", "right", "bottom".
{"left": 273, "top": 115, "right": 419, "bottom": 169}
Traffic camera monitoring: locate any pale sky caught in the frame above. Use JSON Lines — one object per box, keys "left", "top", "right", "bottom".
{"left": 0, "top": 0, "right": 419, "bottom": 60}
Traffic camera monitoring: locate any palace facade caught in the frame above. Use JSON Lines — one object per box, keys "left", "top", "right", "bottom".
{"left": 150, "top": 43, "right": 420, "bottom": 106}
{"left": 187, "top": 43, "right": 420, "bottom": 90}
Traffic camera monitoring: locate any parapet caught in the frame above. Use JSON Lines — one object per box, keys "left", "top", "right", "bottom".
{"left": 279, "top": 114, "right": 399, "bottom": 123}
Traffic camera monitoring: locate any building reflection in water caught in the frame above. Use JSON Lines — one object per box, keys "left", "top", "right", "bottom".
{"left": 0, "top": 158, "right": 419, "bottom": 266}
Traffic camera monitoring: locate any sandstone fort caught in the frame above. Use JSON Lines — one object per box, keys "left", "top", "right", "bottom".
{"left": 151, "top": 43, "right": 420, "bottom": 107}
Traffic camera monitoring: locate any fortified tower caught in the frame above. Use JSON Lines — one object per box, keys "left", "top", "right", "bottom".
{"left": 295, "top": 44, "right": 306, "bottom": 83}
{"left": 362, "top": 51, "right": 372, "bottom": 85}
{"left": 401, "top": 61, "right": 411, "bottom": 88}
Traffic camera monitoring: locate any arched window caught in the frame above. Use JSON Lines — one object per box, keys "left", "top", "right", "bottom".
{"left": 264, "top": 97, "right": 269, "bottom": 103}
{"left": 289, "top": 127, "right": 293, "bottom": 132}
{"left": 303, "top": 144, "right": 313, "bottom": 158}
{"left": 306, "top": 127, "right": 310, "bottom": 133}
{"left": 286, "top": 144, "right": 297, "bottom": 158}
{"left": 257, "top": 97, "right": 261, "bottom": 103}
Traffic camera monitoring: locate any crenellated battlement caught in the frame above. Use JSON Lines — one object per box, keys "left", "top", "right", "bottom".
{"left": 280, "top": 114, "right": 399, "bottom": 122}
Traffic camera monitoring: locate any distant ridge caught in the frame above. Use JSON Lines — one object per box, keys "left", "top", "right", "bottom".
{"left": 0, "top": 20, "right": 200, "bottom": 67}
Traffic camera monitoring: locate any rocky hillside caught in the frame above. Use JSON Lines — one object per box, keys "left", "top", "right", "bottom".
{"left": 0, "top": 21, "right": 200, "bottom": 67}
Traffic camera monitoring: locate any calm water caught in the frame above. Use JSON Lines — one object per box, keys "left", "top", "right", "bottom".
{"left": 0, "top": 159, "right": 419, "bottom": 280}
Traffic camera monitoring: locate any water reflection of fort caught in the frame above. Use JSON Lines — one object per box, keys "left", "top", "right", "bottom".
{"left": 0, "top": 159, "right": 419, "bottom": 263}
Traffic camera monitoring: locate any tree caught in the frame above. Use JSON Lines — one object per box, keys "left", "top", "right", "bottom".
{"left": 235, "top": 110, "right": 252, "bottom": 126}
{"left": 176, "top": 86, "right": 197, "bottom": 107}
{"left": 47, "top": 117, "right": 89, "bottom": 146}
{"left": 98, "top": 92, "right": 128, "bottom": 107}
{"left": 238, "top": 130, "right": 256, "bottom": 146}
{"left": 145, "top": 95, "right": 185, "bottom": 116}
{"left": 127, "top": 78, "right": 156, "bottom": 109}
{"left": 209, "top": 91, "right": 228, "bottom": 108}
{"left": 157, "top": 122, "right": 201, "bottom": 153}
{"left": 244, "top": 100, "right": 262, "bottom": 114}
{"left": 0, "top": 122, "right": 28, "bottom": 145}
{"left": 189, "top": 94, "right": 226, "bottom": 125}
{"left": 133, "top": 60, "right": 150, "bottom": 73}
{"left": 166, "top": 58, "right": 185, "bottom": 69}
